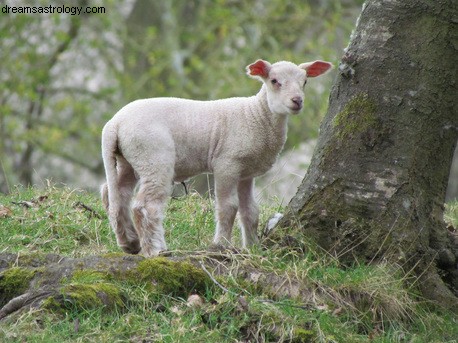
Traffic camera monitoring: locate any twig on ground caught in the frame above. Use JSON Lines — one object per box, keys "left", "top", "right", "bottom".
{"left": 198, "top": 260, "right": 237, "bottom": 296}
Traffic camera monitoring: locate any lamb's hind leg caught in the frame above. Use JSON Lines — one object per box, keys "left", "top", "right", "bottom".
{"left": 132, "top": 170, "right": 172, "bottom": 257}
{"left": 102, "top": 157, "right": 140, "bottom": 254}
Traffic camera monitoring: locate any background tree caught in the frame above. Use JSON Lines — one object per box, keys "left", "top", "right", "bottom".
{"left": 271, "top": 0, "right": 458, "bottom": 309}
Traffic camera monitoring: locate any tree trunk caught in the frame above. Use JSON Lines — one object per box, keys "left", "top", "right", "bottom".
{"left": 272, "top": 0, "right": 458, "bottom": 309}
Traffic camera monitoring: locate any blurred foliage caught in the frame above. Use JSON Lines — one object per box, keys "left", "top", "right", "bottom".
{"left": 0, "top": 0, "right": 363, "bottom": 192}
{"left": 0, "top": 0, "right": 121, "bottom": 192}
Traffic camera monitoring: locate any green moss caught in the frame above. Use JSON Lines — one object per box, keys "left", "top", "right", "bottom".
{"left": 101, "top": 252, "right": 127, "bottom": 259}
{"left": 133, "top": 257, "right": 211, "bottom": 297}
{"left": 61, "top": 283, "right": 125, "bottom": 311}
{"left": 69, "top": 269, "right": 112, "bottom": 284}
{"left": 52, "top": 268, "right": 125, "bottom": 312}
{"left": 333, "top": 93, "right": 377, "bottom": 140}
{"left": 0, "top": 267, "right": 36, "bottom": 305}
{"left": 41, "top": 296, "right": 64, "bottom": 312}
{"left": 292, "top": 328, "right": 315, "bottom": 343}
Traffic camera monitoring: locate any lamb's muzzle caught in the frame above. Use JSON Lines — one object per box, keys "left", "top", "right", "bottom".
{"left": 100, "top": 59, "right": 333, "bottom": 257}
{"left": 290, "top": 96, "right": 303, "bottom": 112}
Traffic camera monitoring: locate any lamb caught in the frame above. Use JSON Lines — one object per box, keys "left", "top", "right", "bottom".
{"left": 101, "top": 59, "right": 333, "bottom": 257}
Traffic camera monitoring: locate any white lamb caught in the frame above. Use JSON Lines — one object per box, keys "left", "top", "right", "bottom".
{"left": 101, "top": 59, "right": 332, "bottom": 256}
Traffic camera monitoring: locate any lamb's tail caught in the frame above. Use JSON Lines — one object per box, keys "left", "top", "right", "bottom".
{"left": 101, "top": 122, "right": 120, "bottom": 227}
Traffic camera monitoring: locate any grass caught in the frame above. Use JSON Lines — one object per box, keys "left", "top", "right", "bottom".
{"left": 445, "top": 201, "right": 458, "bottom": 228}
{"left": 0, "top": 185, "right": 457, "bottom": 342}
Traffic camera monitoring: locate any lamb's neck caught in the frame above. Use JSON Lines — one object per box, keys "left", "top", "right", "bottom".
{"left": 251, "top": 85, "right": 288, "bottom": 137}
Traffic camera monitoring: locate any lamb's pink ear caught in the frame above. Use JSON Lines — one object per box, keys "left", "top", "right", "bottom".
{"left": 246, "top": 59, "right": 271, "bottom": 79}
{"left": 299, "top": 60, "right": 333, "bottom": 77}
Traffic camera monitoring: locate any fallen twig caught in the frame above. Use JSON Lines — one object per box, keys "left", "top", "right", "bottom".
{"left": 73, "top": 201, "right": 102, "bottom": 219}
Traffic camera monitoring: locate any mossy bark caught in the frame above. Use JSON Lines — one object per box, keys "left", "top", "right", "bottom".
{"left": 273, "top": 0, "right": 458, "bottom": 309}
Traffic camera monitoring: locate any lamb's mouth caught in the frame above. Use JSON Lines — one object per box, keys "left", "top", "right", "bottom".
{"left": 289, "top": 106, "right": 302, "bottom": 114}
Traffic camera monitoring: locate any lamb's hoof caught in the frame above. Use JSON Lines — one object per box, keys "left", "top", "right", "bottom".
{"left": 120, "top": 241, "right": 141, "bottom": 255}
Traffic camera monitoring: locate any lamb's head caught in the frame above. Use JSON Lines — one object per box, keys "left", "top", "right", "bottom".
{"left": 247, "top": 59, "right": 333, "bottom": 115}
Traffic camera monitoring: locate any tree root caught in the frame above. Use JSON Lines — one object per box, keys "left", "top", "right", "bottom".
{"left": 1, "top": 249, "right": 456, "bottom": 323}
{"left": 0, "top": 290, "right": 54, "bottom": 320}
{"left": 1, "top": 251, "right": 315, "bottom": 320}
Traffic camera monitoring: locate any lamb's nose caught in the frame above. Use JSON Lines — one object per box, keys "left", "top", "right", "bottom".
{"left": 291, "top": 97, "right": 303, "bottom": 108}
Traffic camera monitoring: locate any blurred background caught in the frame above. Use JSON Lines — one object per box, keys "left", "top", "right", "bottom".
{"left": 1, "top": 0, "right": 456, "bottom": 204}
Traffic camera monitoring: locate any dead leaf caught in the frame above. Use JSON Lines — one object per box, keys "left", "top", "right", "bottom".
{"left": 0, "top": 205, "right": 13, "bottom": 218}
{"left": 186, "top": 294, "right": 204, "bottom": 308}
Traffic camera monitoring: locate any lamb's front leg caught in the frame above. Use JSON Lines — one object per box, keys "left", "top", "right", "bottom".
{"left": 213, "top": 175, "right": 239, "bottom": 246}
{"left": 238, "top": 178, "right": 260, "bottom": 247}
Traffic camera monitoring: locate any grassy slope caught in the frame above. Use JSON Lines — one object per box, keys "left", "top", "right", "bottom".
{"left": 0, "top": 185, "right": 457, "bottom": 343}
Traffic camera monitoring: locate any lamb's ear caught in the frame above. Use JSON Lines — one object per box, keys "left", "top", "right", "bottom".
{"left": 299, "top": 60, "right": 333, "bottom": 77}
{"left": 246, "top": 59, "right": 271, "bottom": 80}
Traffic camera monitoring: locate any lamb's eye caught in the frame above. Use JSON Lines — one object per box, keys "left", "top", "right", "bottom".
{"left": 303, "top": 80, "right": 307, "bottom": 87}
{"left": 271, "top": 79, "right": 278, "bottom": 85}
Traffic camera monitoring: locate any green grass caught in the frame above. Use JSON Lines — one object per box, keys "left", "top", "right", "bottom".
{"left": 445, "top": 201, "right": 458, "bottom": 228}
{"left": 0, "top": 186, "right": 457, "bottom": 342}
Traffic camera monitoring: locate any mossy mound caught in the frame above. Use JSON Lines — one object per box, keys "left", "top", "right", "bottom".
{"left": 0, "top": 267, "right": 36, "bottom": 306}
{"left": 56, "top": 269, "right": 125, "bottom": 310}
{"left": 133, "top": 257, "right": 211, "bottom": 297}
{"left": 61, "top": 283, "right": 125, "bottom": 311}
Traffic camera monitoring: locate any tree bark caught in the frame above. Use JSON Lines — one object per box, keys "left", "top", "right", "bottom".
{"left": 272, "top": 0, "right": 458, "bottom": 309}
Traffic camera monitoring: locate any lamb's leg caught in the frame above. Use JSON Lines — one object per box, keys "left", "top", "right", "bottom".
{"left": 131, "top": 174, "right": 171, "bottom": 257}
{"left": 213, "top": 175, "right": 239, "bottom": 245}
{"left": 116, "top": 157, "right": 141, "bottom": 253}
{"left": 238, "top": 178, "right": 260, "bottom": 247}
{"left": 101, "top": 157, "right": 140, "bottom": 254}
